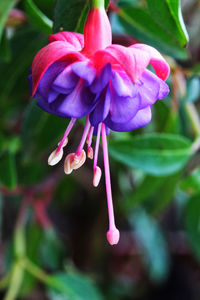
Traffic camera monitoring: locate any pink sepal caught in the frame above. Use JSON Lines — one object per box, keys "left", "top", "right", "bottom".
{"left": 49, "top": 32, "right": 84, "bottom": 50}
{"left": 131, "top": 44, "right": 170, "bottom": 81}
{"left": 32, "top": 41, "right": 85, "bottom": 96}
{"left": 92, "top": 44, "right": 150, "bottom": 83}
{"left": 83, "top": 8, "right": 112, "bottom": 55}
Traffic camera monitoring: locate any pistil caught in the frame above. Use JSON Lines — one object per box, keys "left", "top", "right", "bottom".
{"left": 101, "top": 123, "right": 120, "bottom": 245}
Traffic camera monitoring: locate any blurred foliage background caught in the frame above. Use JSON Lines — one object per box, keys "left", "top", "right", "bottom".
{"left": 1, "top": 0, "right": 200, "bottom": 299}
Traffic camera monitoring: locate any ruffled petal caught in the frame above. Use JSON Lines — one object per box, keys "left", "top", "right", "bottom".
{"left": 90, "top": 63, "right": 111, "bottom": 93}
{"left": 56, "top": 81, "right": 97, "bottom": 118}
{"left": 32, "top": 41, "right": 85, "bottom": 96}
{"left": 52, "top": 65, "right": 78, "bottom": 94}
{"left": 71, "top": 61, "right": 96, "bottom": 85}
{"left": 37, "top": 61, "right": 68, "bottom": 100}
{"left": 108, "top": 87, "right": 140, "bottom": 124}
{"left": 92, "top": 44, "right": 150, "bottom": 83}
{"left": 89, "top": 86, "right": 111, "bottom": 126}
{"left": 131, "top": 44, "right": 170, "bottom": 81}
{"left": 105, "top": 106, "right": 152, "bottom": 132}
{"left": 49, "top": 32, "right": 84, "bottom": 50}
{"left": 111, "top": 69, "right": 137, "bottom": 97}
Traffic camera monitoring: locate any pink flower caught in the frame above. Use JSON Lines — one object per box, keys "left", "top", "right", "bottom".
{"left": 30, "top": 5, "right": 170, "bottom": 245}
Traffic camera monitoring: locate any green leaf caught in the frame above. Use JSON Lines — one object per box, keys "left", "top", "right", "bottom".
{"left": 147, "top": 0, "right": 188, "bottom": 46}
{"left": 109, "top": 133, "right": 192, "bottom": 176}
{"left": 0, "top": 0, "right": 17, "bottom": 41}
{"left": 24, "top": 0, "right": 53, "bottom": 34}
{"left": 0, "top": 29, "right": 11, "bottom": 62}
{"left": 0, "top": 194, "right": 2, "bottom": 240}
{"left": 129, "top": 208, "right": 170, "bottom": 282}
{"left": 124, "top": 175, "right": 165, "bottom": 210}
{"left": 40, "top": 228, "right": 64, "bottom": 270}
{"left": 184, "top": 77, "right": 200, "bottom": 103}
{"left": 185, "top": 193, "right": 200, "bottom": 261}
{"left": 48, "top": 271, "right": 102, "bottom": 300}
{"left": 115, "top": 6, "right": 188, "bottom": 59}
{"left": 0, "top": 150, "right": 17, "bottom": 188}
{"left": 181, "top": 168, "right": 200, "bottom": 194}
{"left": 53, "top": 0, "right": 110, "bottom": 34}
{"left": 53, "top": 0, "right": 88, "bottom": 33}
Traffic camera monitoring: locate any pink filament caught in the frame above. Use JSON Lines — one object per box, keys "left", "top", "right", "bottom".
{"left": 56, "top": 118, "right": 76, "bottom": 153}
{"left": 93, "top": 123, "right": 101, "bottom": 170}
{"left": 76, "top": 116, "right": 90, "bottom": 156}
{"left": 87, "top": 126, "right": 94, "bottom": 147}
{"left": 101, "top": 123, "right": 119, "bottom": 245}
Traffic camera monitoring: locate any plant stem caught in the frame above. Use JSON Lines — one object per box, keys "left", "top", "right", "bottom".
{"left": 3, "top": 262, "right": 24, "bottom": 300}
{"left": 185, "top": 102, "right": 200, "bottom": 138}
{"left": 89, "top": 0, "right": 104, "bottom": 9}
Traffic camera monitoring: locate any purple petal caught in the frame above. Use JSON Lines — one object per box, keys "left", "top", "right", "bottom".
{"left": 56, "top": 80, "right": 97, "bottom": 118}
{"left": 108, "top": 88, "right": 140, "bottom": 124}
{"left": 37, "top": 61, "right": 68, "bottom": 100}
{"left": 137, "top": 70, "right": 169, "bottom": 109}
{"left": 111, "top": 70, "right": 137, "bottom": 97}
{"left": 71, "top": 61, "right": 96, "bottom": 85}
{"left": 52, "top": 65, "right": 78, "bottom": 94}
{"left": 89, "top": 86, "right": 111, "bottom": 126}
{"left": 47, "top": 89, "right": 59, "bottom": 103}
{"left": 90, "top": 63, "right": 111, "bottom": 93}
{"left": 105, "top": 106, "right": 152, "bottom": 132}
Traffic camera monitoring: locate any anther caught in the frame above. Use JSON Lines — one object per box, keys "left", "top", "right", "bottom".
{"left": 48, "top": 148, "right": 64, "bottom": 166}
{"left": 93, "top": 166, "right": 102, "bottom": 187}
{"left": 87, "top": 146, "right": 93, "bottom": 159}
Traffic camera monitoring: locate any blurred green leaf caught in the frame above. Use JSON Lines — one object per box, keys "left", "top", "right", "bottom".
{"left": 147, "top": 172, "right": 182, "bottom": 214}
{"left": 0, "top": 27, "right": 47, "bottom": 106}
{"left": 0, "top": 0, "right": 17, "bottom": 41}
{"left": 0, "top": 150, "right": 17, "bottom": 188}
{"left": 115, "top": 6, "right": 188, "bottom": 59}
{"left": 53, "top": 0, "right": 109, "bottom": 34}
{"left": 40, "top": 228, "right": 64, "bottom": 270}
{"left": 185, "top": 193, "right": 200, "bottom": 261}
{"left": 147, "top": 0, "right": 188, "bottom": 46}
{"left": 48, "top": 271, "right": 102, "bottom": 300}
{"left": 129, "top": 207, "right": 170, "bottom": 282}
{"left": 184, "top": 77, "right": 200, "bottom": 103}
{"left": 124, "top": 175, "right": 165, "bottom": 209}
{"left": 24, "top": 0, "right": 53, "bottom": 34}
{"left": 0, "top": 194, "right": 2, "bottom": 240}
{"left": 181, "top": 168, "right": 200, "bottom": 194}
{"left": 22, "top": 101, "right": 69, "bottom": 154}
{"left": 109, "top": 133, "right": 192, "bottom": 176}
{"left": 53, "top": 0, "right": 88, "bottom": 33}
{"left": 0, "top": 30, "right": 11, "bottom": 62}
{"left": 20, "top": 224, "right": 43, "bottom": 297}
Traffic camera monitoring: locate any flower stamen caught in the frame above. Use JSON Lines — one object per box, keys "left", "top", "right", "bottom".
{"left": 87, "top": 126, "right": 94, "bottom": 159}
{"left": 93, "top": 123, "right": 102, "bottom": 187}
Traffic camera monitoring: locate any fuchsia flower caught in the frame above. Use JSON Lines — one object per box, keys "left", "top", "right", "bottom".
{"left": 29, "top": 4, "right": 170, "bottom": 245}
